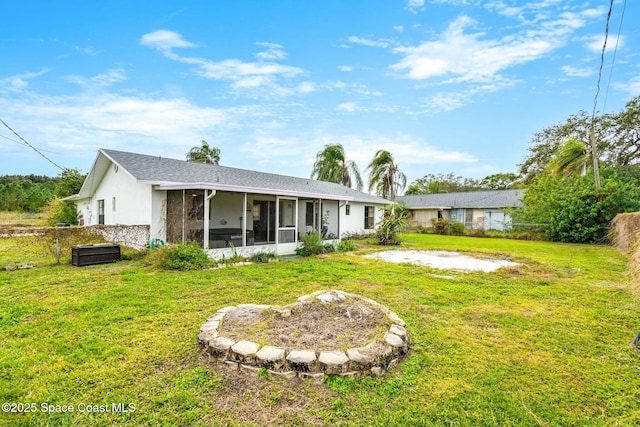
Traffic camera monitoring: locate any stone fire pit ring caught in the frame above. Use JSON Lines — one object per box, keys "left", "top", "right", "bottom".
{"left": 198, "top": 290, "right": 410, "bottom": 382}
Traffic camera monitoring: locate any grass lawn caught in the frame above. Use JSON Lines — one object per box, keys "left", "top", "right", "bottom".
{"left": 1, "top": 234, "right": 639, "bottom": 426}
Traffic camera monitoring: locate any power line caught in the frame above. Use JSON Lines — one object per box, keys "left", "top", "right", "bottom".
{"left": 592, "top": 0, "right": 615, "bottom": 120}
{"left": 602, "top": 0, "right": 627, "bottom": 113}
{"left": 0, "top": 117, "right": 64, "bottom": 170}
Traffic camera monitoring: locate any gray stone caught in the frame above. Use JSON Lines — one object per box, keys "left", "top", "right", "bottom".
{"left": 198, "top": 330, "right": 219, "bottom": 345}
{"left": 209, "top": 336, "right": 235, "bottom": 359}
{"left": 200, "top": 320, "right": 220, "bottom": 333}
{"left": 346, "top": 348, "right": 375, "bottom": 370}
{"left": 5, "top": 263, "right": 17, "bottom": 271}
{"left": 389, "top": 324, "right": 407, "bottom": 338}
{"left": 286, "top": 349, "right": 317, "bottom": 372}
{"left": 387, "top": 358, "right": 399, "bottom": 370}
{"left": 318, "top": 351, "right": 350, "bottom": 374}
{"left": 370, "top": 367, "right": 385, "bottom": 377}
{"left": 363, "top": 341, "right": 393, "bottom": 360}
{"left": 230, "top": 340, "right": 260, "bottom": 363}
{"left": 217, "top": 306, "right": 237, "bottom": 313}
{"left": 384, "top": 332, "right": 404, "bottom": 348}
{"left": 316, "top": 291, "right": 347, "bottom": 304}
{"left": 256, "top": 346, "right": 286, "bottom": 370}
{"left": 207, "top": 312, "right": 227, "bottom": 322}
{"left": 387, "top": 311, "right": 406, "bottom": 327}
{"left": 237, "top": 303, "right": 271, "bottom": 310}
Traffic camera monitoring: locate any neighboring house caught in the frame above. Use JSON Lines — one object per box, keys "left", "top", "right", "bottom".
{"left": 396, "top": 190, "right": 523, "bottom": 231}
{"left": 67, "top": 149, "right": 388, "bottom": 258}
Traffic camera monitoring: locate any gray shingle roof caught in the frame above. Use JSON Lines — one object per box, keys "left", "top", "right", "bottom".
{"left": 100, "top": 149, "right": 387, "bottom": 204}
{"left": 397, "top": 190, "right": 523, "bottom": 209}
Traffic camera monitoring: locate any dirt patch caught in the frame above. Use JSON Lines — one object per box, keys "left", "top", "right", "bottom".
{"left": 219, "top": 296, "right": 391, "bottom": 351}
{"left": 364, "top": 250, "right": 519, "bottom": 272}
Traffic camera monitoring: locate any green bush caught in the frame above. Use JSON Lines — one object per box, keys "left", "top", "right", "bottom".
{"left": 431, "top": 218, "right": 452, "bottom": 235}
{"left": 250, "top": 252, "right": 277, "bottom": 263}
{"left": 450, "top": 221, "right": 466, "bottom": 235}
{"left": 157, "top": 242, "right": 212, "bottom": 271}
{"left": 519, "top": 170, "right": 640, "bottom": 243}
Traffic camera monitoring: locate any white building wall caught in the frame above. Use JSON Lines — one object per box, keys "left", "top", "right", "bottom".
{"left": 84, "top": 164, "right": 153, "bottom": 226}
{"left": 150, "top": 190, "right": 166, "bottom": 241}
{"left": 339, "top": 202, "right": 385, "bottom": 237}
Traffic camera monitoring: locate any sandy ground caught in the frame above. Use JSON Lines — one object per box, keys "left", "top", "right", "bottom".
{"left": 364, "top": 250, "right": 518, "bottom": 272}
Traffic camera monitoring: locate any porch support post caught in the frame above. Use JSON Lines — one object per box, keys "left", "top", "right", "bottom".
{"left": 275, "top": 196, "right": 280, "bottom": 247}
{"left": 203, "top": 190, "right": 217, "bottom": 249}
{"left": 242, "top": 193, "right": 247, "bottom": 247}
{"left": 203, "top": 190, "right": 210, "bottom": 249}
{"left": 181, "top": 189, "right": 186, "bottom": 244}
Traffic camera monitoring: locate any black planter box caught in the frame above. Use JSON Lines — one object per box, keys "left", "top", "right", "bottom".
{"left": 72, "top": 243, "right": 121, "bottom": 266}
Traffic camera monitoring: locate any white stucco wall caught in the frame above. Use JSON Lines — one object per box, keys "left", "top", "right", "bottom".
{"left": 80, "top": 164, "right": 153, "bottom": 227}
{"left": 339, "top": 202, "right": 385, "bottom": 237}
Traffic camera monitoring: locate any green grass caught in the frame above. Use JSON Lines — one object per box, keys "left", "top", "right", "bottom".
{"left": 1, "top": 234, "right": 639, "bottom": 426}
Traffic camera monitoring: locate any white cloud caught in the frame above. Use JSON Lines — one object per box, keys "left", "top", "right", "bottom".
{"left": 561, "top": 65, "right": 593, "bottom": 78}
{"left": 297, "top": 81, "right": 316, "bottom": 93}
{"left": 140, "top": 30, "right": 195, "bottom": 50}
{"left": 613, "top": 76, "right": 640, "bottom": 96}
{"left": 390, "top": 7, "right": 602, "bottom": 84}
{"left": 0, "top": 90, "right": 235, "bottom": 159}
{"left": 393, "top": 25, "right": 404, "bottom": 32}
{"left": 347, "top": 36, "right": 392, "bottom": 49}
{"left": 336, "top": 102, "right": 361, "bottom": 112}
{"left": 66, "top": 69, "right": 127, "bottom": 88}
{"left": 406, "top": 0, "right": 425, "bottom": 14}
{"left": 338, "top": 65, "right": 354, "bottom": 72}
{"left": 255, "top": 42, "right": 287, "bottom": 60}
{"left": 140, "top": 30, "right": 304, "bottom": 95}
{"left": 0, "top": 69, "right": 49, "bottom": 93}
{"left": 582, "top": 33, "right": 623, "bottom": 53}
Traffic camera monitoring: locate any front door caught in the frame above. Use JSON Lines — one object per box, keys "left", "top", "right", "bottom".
{"left": 253, "top": 200, "right": 276, "bottom": 243}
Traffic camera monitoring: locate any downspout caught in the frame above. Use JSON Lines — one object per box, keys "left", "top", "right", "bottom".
{"left": 203, "top": 190, "right": 216, "bottom": 249}
{"left": 182, "top": 189, "right": 186, "bottom": 244}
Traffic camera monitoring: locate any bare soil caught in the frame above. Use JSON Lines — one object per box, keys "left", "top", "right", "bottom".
{"left": 219, "top": 298, "right": 391, "bottom": 351}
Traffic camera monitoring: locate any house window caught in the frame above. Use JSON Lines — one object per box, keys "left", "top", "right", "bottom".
{"left": 306, "top": 202, "right": 314, "bottom": 226}
{"left": 97, "top": 199, "right": 105, "bottom": 225}
{"left": 364, "top": 206, "right": 375, "bottom": 229}
{"left": 112, "top": 197, "right": 116, "bottom": 212}
{"left": 345, "top": 204, "right": 351, "bottom": 216}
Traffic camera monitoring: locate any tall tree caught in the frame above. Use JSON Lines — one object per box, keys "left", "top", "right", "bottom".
{"left": 186, "top": 140, "right": 220, "bottom": 165}
{"left": 367, "top": 150, "right": 406, "bottom": 200}
{"left": 311, "top": 143, "right": 363, "bottom": 190}
{"left": 548, "top": 138, "right": 589, "bottom": 178}
{"left": 405, "top": 173, "right": 483, "bottom": 195}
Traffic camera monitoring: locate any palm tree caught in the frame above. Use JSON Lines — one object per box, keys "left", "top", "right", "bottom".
{"left": 186, "top": 140, "right": 220, "bottom": 165}
{"left": 549, "top": 138, "right": 589, "bottom": 178}
{"left": 367, "top": 150, "right": 406, "bottom": 201}
{"left": 311, "top": 144, "right": 363, "bottom": 190}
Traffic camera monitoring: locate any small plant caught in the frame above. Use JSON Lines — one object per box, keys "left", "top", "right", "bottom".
{"left": 431, "top": 218, "right": 453, "bottom": 235}
{"left": 157, "top": 242, "right": 212, "bottom": 271}
{"left": 250, "top": 252, "right": 277, "bottom": 263}
{"left": 296, "top": 232, "right": 326, "bottom": 256}
{"left": 337, "top": 239, "right": 356, "bottom": 252}
{"left": 375, "top": 203, "right": 409, "bottom": 245}
{"left": 223, "top": 243, "right": 245, "bottom": 264}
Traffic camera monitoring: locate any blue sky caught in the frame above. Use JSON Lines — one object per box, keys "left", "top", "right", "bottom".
{"left": 1, "top": 0, "right": 637, "bottom": 189}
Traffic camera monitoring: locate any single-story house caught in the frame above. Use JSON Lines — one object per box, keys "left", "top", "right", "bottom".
{"left": 67, "top": 149, "right": 388, "bottom": 258}
{"left": 396, "top": 190, "right": 524, "bottom": 231}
